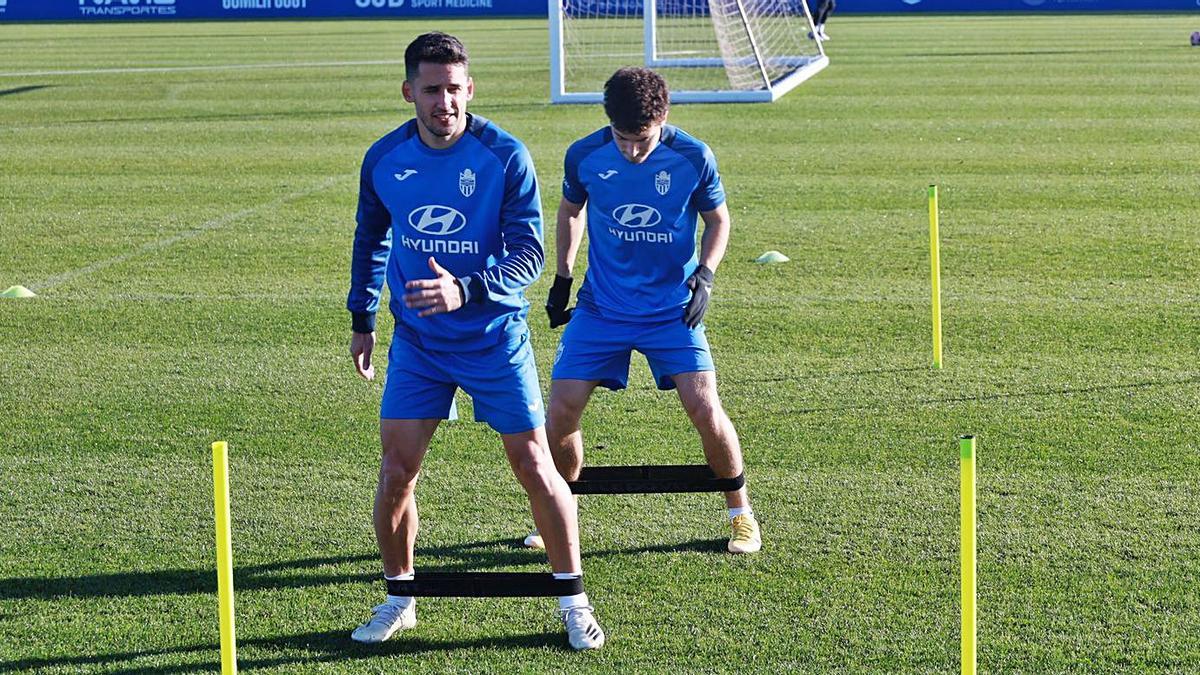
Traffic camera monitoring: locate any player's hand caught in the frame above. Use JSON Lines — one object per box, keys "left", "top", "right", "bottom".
{"left": 350, "top": 331, "right": 376, "bottom": 381}
{"left": 404, "top": 257, "right": 465, "bottom": 318}
{"left": 682, "top": 265, "right": 714, "bottom": 329}
{"left": 545, "top": 274, "right": 574, "bottom": 328}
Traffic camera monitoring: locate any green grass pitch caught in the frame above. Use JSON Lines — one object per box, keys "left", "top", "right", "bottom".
{"left": 1, "top": 13, "right": 1197, "bottom": 673}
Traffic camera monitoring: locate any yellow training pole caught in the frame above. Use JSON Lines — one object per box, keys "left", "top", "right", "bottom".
{"left": 212, "top": 441, "right": 238, "bottom": 675}
{"left": 960, "top": 435, "right": 976, "bottom": 675}
{"left": 929, "top": 185, "right": 944, "bottom": 369}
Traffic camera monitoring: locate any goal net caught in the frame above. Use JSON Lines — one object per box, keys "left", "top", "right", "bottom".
{"left": 549, "top": 0, "right": 828, "bottom": 104}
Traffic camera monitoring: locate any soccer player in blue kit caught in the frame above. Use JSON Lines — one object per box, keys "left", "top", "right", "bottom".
{"left": 525, "top": 67, "right": 762, "bottom": 555}
{"left": 346, "top": 33, "right": 603, "bottom": 650}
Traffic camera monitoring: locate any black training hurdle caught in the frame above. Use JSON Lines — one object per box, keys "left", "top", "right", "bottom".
{"left": 567, "top": 464, "right": 744, "bottom": 494}
{"left": 387, "top": 572, "right": 583, "bottom": 597}
{"left": 384, "top": 465, "right": 740, "bottom": 597}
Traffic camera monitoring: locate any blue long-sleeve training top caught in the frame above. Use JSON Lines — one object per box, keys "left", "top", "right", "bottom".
{"left": 347, "top": 113, "right": 545, "bottom": 352}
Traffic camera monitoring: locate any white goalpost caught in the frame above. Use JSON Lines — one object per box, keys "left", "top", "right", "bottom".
{"left": 549, "top": 0, "right": 828, "bottom": 104}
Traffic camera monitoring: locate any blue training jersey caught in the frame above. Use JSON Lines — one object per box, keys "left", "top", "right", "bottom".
{"left": 563, "top": 125, "right": 725, "bottom": 322}
{"left": 347, "top": 114, "right": 544, "bottom": 352}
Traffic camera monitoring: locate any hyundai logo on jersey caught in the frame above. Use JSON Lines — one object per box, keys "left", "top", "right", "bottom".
{"left": 403, "top": 205, "right": 479, "bottom": 254}
{"left": 408, "top": 205, "right": 468, "bottom": 235}
{"left": 612, "top": 204, "right": 662, "bottom": 229}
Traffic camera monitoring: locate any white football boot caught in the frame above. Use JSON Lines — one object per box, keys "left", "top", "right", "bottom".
{"left": 351, "top": 599, "right": 417, "bottom": 643}
{"left": 560, "top": 604, "right": 605, "bottom": 651}
{"left": 523, "top": 528, "right": 545, "bottom": 550}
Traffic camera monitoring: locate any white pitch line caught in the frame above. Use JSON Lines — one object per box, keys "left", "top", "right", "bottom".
{"left": 33, "top": 176, "right": 341, "bottom": 292}
{"left": 0, "top": 59, "right": 407, "bottom": 78}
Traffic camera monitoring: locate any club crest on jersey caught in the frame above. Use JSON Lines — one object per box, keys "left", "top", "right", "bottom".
{"left": 654, "top": 170, "right": 671, "bottom": 195}
{"left": 459, "top": 168, "right": 476, "bottom": 197}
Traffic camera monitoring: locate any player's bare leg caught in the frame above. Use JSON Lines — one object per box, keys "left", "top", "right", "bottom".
{"left": 503, "top": 426, "right": 582, "bottom": 571}
{"left": 546, "top": 379, "right": 601, "bottom": 481}
{"left": 352, "top": 418, "right": 439, "bottom": 643}
{"left": 524, "top": 379, "right": 598, "bottom": 550}
{"left": 502, "top": 427, "right": 604, "bottom": 650}
{"left": 673, "top": 371, "right": 761, "bottom": 553}
{"left": 375, "top": 418, "right": 439, "bottom": 574}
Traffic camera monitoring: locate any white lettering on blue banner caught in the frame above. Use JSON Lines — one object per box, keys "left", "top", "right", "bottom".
{"left": 79, "top": 0, "right": 177, "bottom": 17}
{"left": 222, "top": 0, "right": 309, "bottom": 9}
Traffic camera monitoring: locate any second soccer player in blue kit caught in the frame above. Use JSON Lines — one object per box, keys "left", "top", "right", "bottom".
{"left": 525, "top": 67, "right": 763, "bottom": 555}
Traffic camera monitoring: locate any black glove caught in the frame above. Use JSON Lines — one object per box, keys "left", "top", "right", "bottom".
{"left": 545, "top": 274, "right": 575, "bottom": 328}
{"left": 683, "top": 265, "right": 714, "bottom": 329}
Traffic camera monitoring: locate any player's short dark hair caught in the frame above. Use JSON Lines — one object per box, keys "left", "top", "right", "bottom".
{"left": 603, "top": 67, "right": 670, "bottom": 132}
{"left": 405, "top": 32, "right": 469, "bottom": 81}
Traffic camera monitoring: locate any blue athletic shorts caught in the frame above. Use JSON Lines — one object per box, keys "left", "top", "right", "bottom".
{"left": 551, "top": 306, "right": 714, "bottom": 391}
{"left": 381, "top": 330, "right": 545, "bottom": 434}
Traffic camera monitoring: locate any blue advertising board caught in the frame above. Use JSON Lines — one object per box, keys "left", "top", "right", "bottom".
{"left": 0, "top": 0, "right": 547, "bottom": 21}
{"left": 0, "top": 0, "right": 1195, "bottom": 21}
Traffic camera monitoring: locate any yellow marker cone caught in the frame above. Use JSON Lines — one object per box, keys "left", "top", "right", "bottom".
{"left": 212, "top": 441, "right": 237, "bottom": 675}
{"left": 755, "top": 250, "right": 790, "bottom": 264}
{"left": 1, "top": 285, "right": 37, "bottom": 298}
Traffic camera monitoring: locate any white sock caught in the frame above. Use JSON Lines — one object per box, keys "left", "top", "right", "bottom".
{"left": 384, "top": 572, "right": 414, "bottom": 606}
{"left": 729, "top": 505, "right": 754, "bottom": 520}
{"left": 559, "top": 592, "right": 589, "bottom": 610}
{"left": 553, "top": 572, "right": 588, "bottom": 609}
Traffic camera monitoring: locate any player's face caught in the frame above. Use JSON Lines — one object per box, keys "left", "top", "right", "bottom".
{"left": 403, "top": 61, "right": 474, "bottom": 148}
{"left": 612, "top": 122, "right": 664, "bottom": 164}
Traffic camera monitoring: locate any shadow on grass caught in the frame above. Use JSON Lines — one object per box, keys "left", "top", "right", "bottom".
{"left": 0, "top": 85, "right": 53, "bottom": 98}
{"left": 0, "top": 551, "right": 373, "bottom": 601}
{"left": 0, "top": 537, "right": 553, "bottom": 601}
{"left": 0, "top": 628, "right": 562, "bottom": 674}
{"left": 1, "top": 539, "right": 723, "bottom": 671}
{"left": 2, "top": 532, "right": 728, "bottom": 605}
{"left": 587, "top": 538, "right": 728, "bottom": 557}
{"left": 2, "top": 534, "right": 725, "bottom": 603}
{"left": 252, "top": 629, "right": 563, "bottom": 667}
